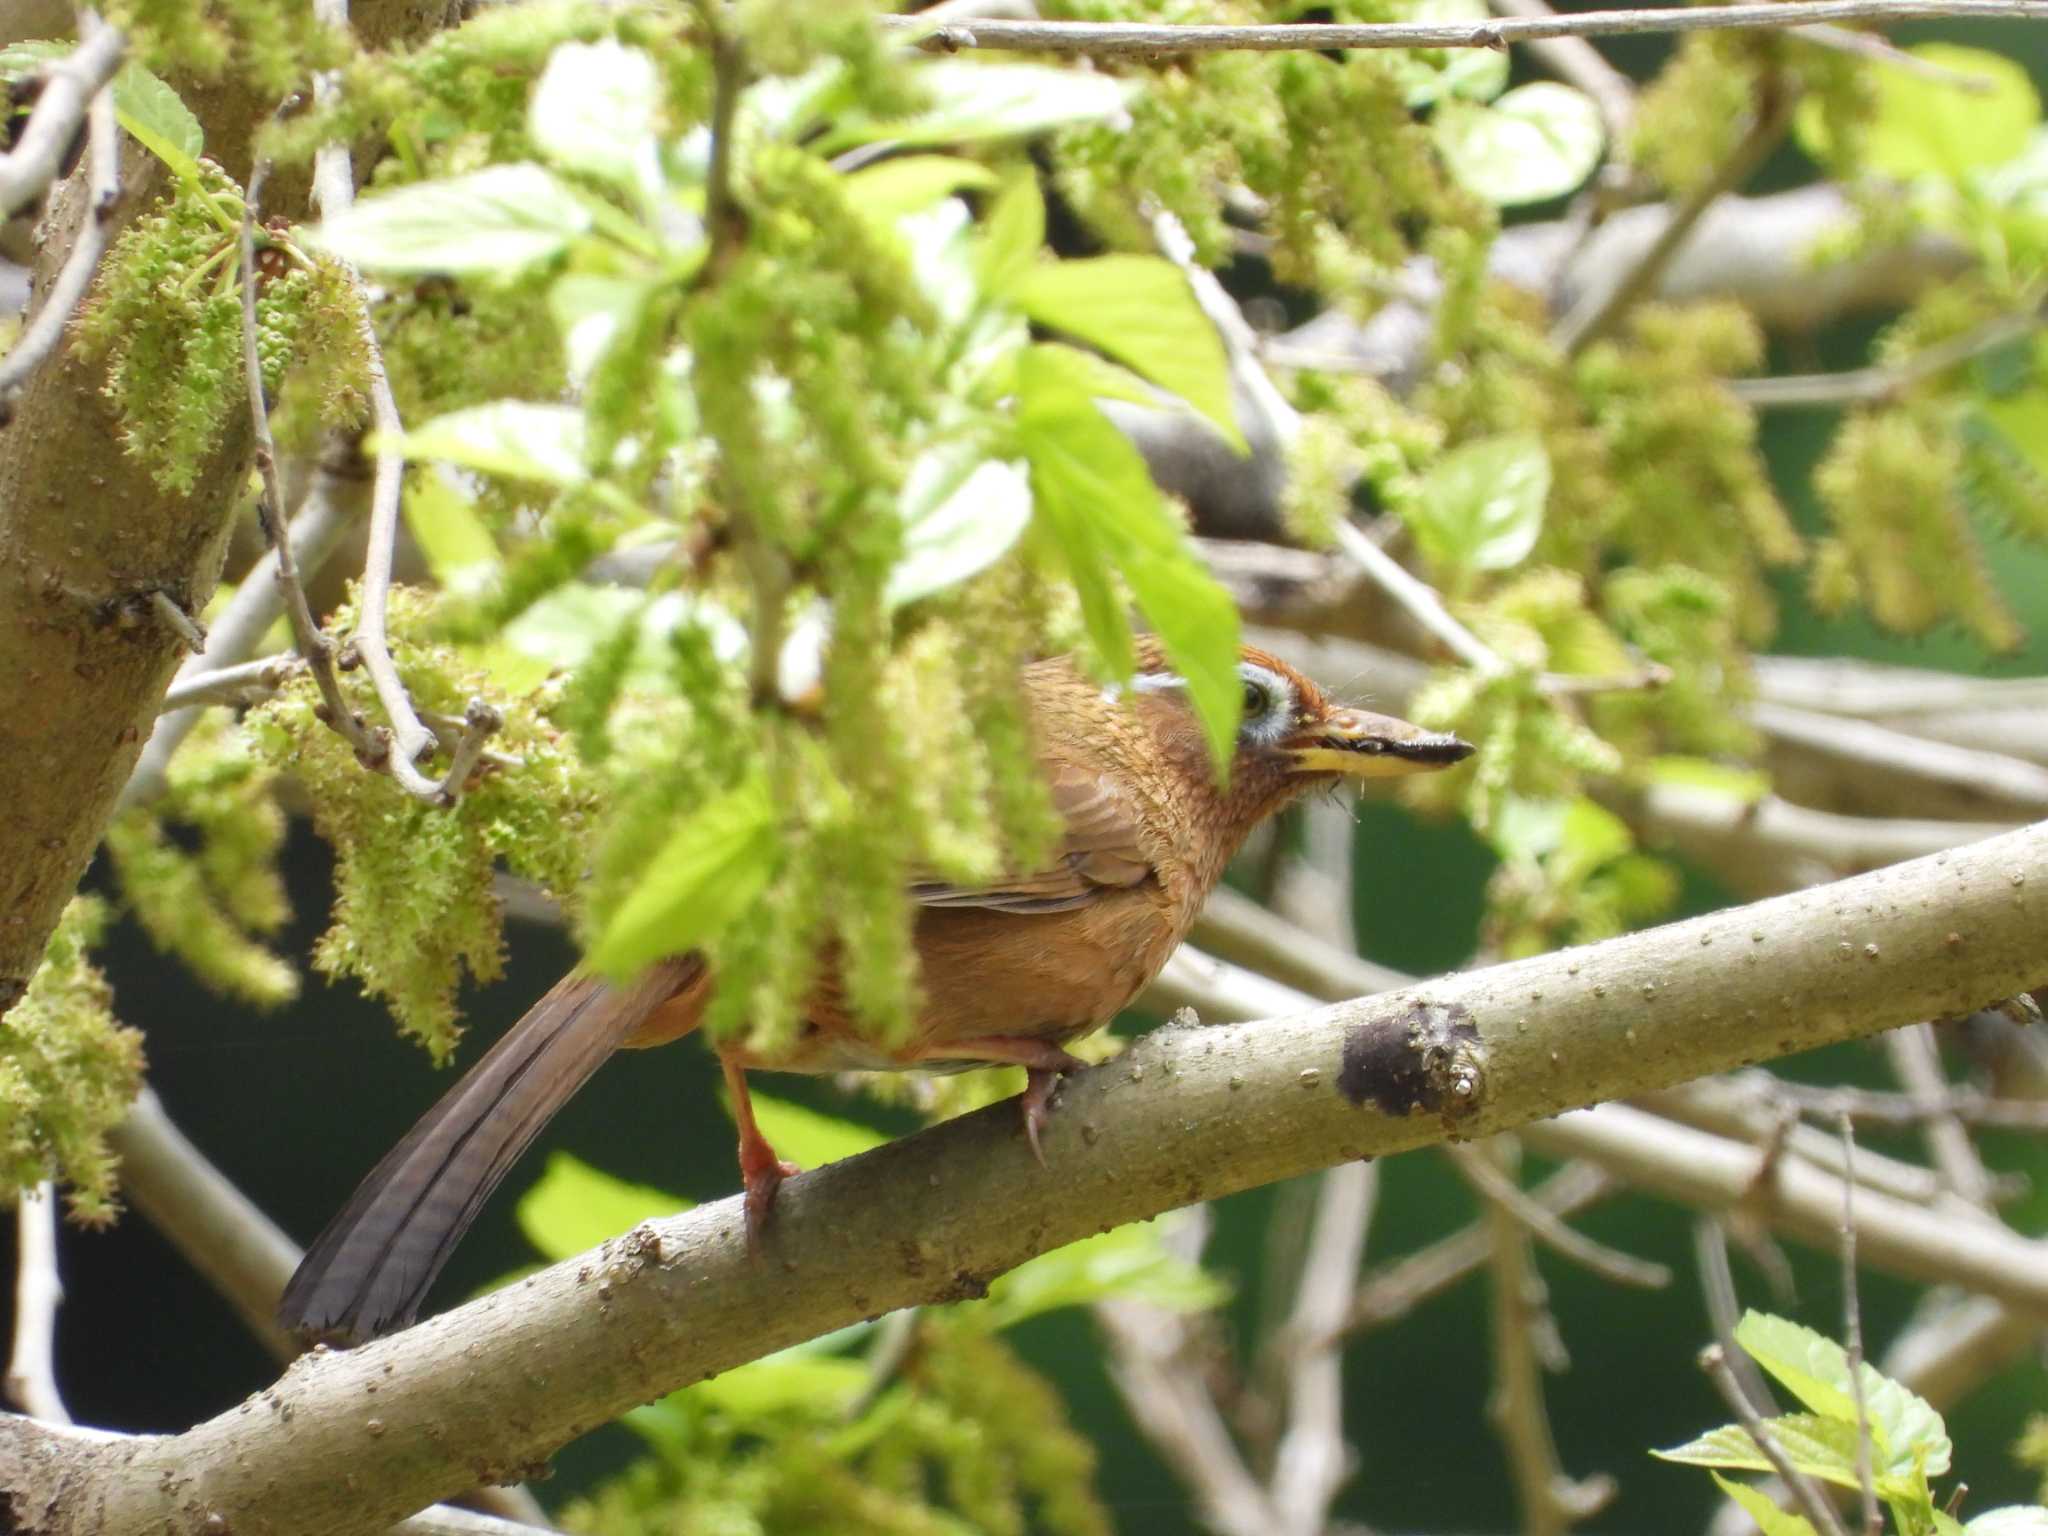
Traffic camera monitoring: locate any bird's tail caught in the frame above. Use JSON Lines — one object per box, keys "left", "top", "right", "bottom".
{"left": 278, "top": 959, "right": 700, "bottom": 1345}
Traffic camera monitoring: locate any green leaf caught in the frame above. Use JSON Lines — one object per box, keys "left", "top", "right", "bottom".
{"left": 1735, "top": 1311, "right": 1952, "bottom": 1477}
{"left": 733, "top": 1092, "right": 887, "bottom": 1170}
{"left": 1003, "top": 341, "right": 1180, "bottom": 414}
{"left": 112, "top": 62, "right": 202, "bottom": 179}
{"left": 529, "top": 39, "right": 662, "bottom": 197}
{"left": 1009, "top": 255, "right": 1243, "bottom": 450}
{"left": 1712, "top": 1474, "right": 1820, "bottom": 1536}
{"left": 1016, "top": 351, "right": 1242, "bottom": 767}
{"left": 403, "top": 470, "right": 498, "bottom": 593}
{"left": 308, "top": 164, "right": 592, "bottom": 276}
{"left": 1653, "top": 1415, "right": 1863, "bottom": 1486}
{"left": 824, "top": 60, "right": 1134, "bottom": 149}
{"left": 848, "top": 154, "right": 1000, "bottom": 223}
{"left": 888, "top": 449, "right": 1032, "bottom": 609}
{"left": 374, "top": 400, "right": 589, "bottom": 485}
{"left": 690, "top": 1352, "right": 871, "bottom": 1419}
{"left": 1407, "top": 432, "right": 1550, "bottom": 576}
{"left": 973, "top": 1215, "right": 1229, "bottom": 1331}
{"left": 1976, "top": 388, "right": 2048, "bottom": 482}
{"left": 977, "top": 174, "right": 1045, "bottom": 296}
{"left": 1810, "top": 43, "right": 2040, "bottom": 179}
{"left": 549, "top": 273, "right": 654, "bottom": 380}
{"left": 1644, "top": 756, "right": 1771, "bottom": 806}
{"left": 589, "top": 772, "right": 780, "bottom": 979}
{"left": 1967, "top": 1510, "right": 2048, "bottom": 1535}
{"left": 1433, "top": 83, "right": 1605, "bottom": 206}
{"left": 515, "top": 1150, "right": 687, "bottom": 1261}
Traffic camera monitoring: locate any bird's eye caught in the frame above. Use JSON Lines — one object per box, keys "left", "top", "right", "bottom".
{"left": 1241, "top": 676, "right": 1271, "bottom": 717}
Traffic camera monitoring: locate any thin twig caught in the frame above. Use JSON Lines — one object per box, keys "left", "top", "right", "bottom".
{"left": 1764, "top": 1077, "right": 2048, "bottom": 1133}
{"left": 1694, "top": 1218, "right": 1779, "bottom": 1416}
{"left": 239, "top": 156, "right": 386, "bottom": 773}
{"left": 1270, "top": 1164, "right": 1372, "bottom": 1536}
{"left": 1731, "top": 306, "right": 2045, "bottom": 408}
{"left": 145, "top": 589, "right": 208, "bottom": 650}
{"left": 1450, "top": 1143, "right": 1672, "bottom": 1289}
{"left": 121, "top": 466, "right": 362, "bottom": 810}
{"left": 307, "top": 2, "right": 503, "bottom": 807}
{"left": 883, "top": 3, "right": 2048, "bottom": 55}
{"left": 1554, "top": 75, "right": 1795, "bottom": 354}
{"left": 0, "top": 11, "right": 123, "bottom": 220}
{"left": 1796, "top": 23, "right": 1997, "bottom": 88}
{"left": 157, "top": 653, "right": 300, "bottom": 713}
{"left": 1700, "top": 1342, "right": 1852, "bottom": 1536}
{"left": 1333, "top": 519, "right": 1505, "bottom": 675}
{"left": 1330, "top": 1162, "right": 1619, "bottom": 1343}
{"left": 0, "top": 26, "right": 119, "bottom": 404}
{"left": 1480, "top": 1139, "right": 1615, "bottom": 1536}
{"left": 5, "top": 1183, "right": 70, "bottom": 1423}
{"left": 1883, "top": 1025, "right": 1998, "bottom": 1209}
{"left": 1838, "top": 1114, "right": 1882, "bottom": 1536}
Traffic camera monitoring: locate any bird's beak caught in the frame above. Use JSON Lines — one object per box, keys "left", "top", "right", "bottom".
{"left": 1284, "top": 708, "right": 1475, "bottom": 779}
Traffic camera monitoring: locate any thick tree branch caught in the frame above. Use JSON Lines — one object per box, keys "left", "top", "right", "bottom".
{"left": 7, "top": 820, "right": 2044, "bottom": 1535}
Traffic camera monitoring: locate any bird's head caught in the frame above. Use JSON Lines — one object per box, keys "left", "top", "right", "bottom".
{"left": 1122, "top": 641, "right": 1474, "bottom": 825}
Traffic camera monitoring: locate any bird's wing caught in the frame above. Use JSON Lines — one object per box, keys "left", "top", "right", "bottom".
{"left": 909, "top": 759, "right": 1156, "bottom": 914}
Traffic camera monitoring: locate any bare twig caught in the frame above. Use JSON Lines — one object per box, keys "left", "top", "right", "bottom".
{"left": 1694, "top": 1219, "right": 1779, "bottom": 1416}
{"left": 1270, "top": 1164, "right": 1372, "bottom": 1536}
{"left": 1333, "top": 519, "right": 1506, "bottom": 675}
{"left": 240, "top": 158, "right": 389, "bottom": 772}
{"left": 883, "top": 3, "right": 2048, "bottom": 55}
{"left": 1732, "top": 305, "right": 2045, "bottom": 408}
{"left": 144, "top": 589, "right": 207, "bottom": 651}
{"left": 0, "top": 11, "right": 122, "bottom": 220}
{"left": 120, "top": 466, "right": 361, "bottom": 810}
{"left": 1700, "top": 1342, "right": 1852, "bottom": 1536}
{"left": 1332, "top": 1162, "right": 1620, "bottom": 1342}
{"left": 1883, "top": 1025, "right": 1998, "bottom": 1209}
{"left": 5, "top": 1183, "right": 69, "bottom": 1423}
{"left": 1838, "top": 1115, "right": 1881, "bottom": 1536}
{"left": 1449, "top": 1143, "right": 1672, "bottom": 1289}
{"left": 1488, "top": 0, "right": 1637, "bottom": 143}
{"left": 156, "top": 653, "right": 299, "bottom": 713}
{"left": 1763, "top": 1077, "right": 2048, "bottom": 1133}
{"left": 0, "top": 27, "right": 118, "bottom": 403}
{"left": 1553, "top": 75, "right": 1795, "bottom": 354}
{"left": 1480, "top": 1139, "right": 1615, "bottom": 1536}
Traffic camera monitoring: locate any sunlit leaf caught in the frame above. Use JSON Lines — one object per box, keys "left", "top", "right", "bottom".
{"left": 1711, "top": 1474, "right": 1820, "bottom": 1536}
{"left": 308, "top": 164, "right": 592, "bottom": 276}
{"left": 1434, "top": 83, "right": 1604, "bottom": 206}
{"left": 734, "top": 1092, "right": 888, "bottom": 1170}
{"left": 1967, "top": 1509, "right": 2048, "bottom": 1536}
{"left": 374, "top": 401, "right": 589, "bottom": 485}
{"left": 1735, "top": 1311, "right": 1952, "bottom": 1477}
{"left": 849, "top": 154, "right": 1000, "bottom": 223}
{"left": 113, "top": 62, "right": 203, "bottom": 178}
{"left": 515, "top": 1150, "right": 686, "bottom": 1261}
{"left": 403, "top": 470, "right": 498, "bottom": 593}
{"left": 1801, "top": 43, "right": 2040, "bottom": 179}
{"left": 1644, "top": 756, "right": 1770, "bottom": 806}
{"left": 973, "top": 1215, "right": 1229, "bottom": 1331}
{"left": 589, "top": 772, "right": 780, "bottom": 979}
{"left": 977, "top": 174, "right": 1045, "bottom": 297}
{"left": 888, "top": 450, "right": 1032, "bottom": 609}
{"left": 1406, "top": 432, "right": 1550, "bottom": 576}
{"left": 1653, "top": 1414, "right": 1862, "bottom": 1486}
{"left": 1388, "top": 0, "right": 1509, "bottom": 107}
{"left": 529, "top": 39, "right": 663, "bottom": 197}
{"left": 1009, "top": 255, "right": 1244, "bottom": 449}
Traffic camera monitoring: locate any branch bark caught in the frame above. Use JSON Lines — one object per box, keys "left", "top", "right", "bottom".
{"left": 3, "top": 819, "right": 2043, "bottom": 1534}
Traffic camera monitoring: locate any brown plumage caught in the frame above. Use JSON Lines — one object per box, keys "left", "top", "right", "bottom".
{"left": 279, "top": 644, "right": 1471, "bottom": 1343}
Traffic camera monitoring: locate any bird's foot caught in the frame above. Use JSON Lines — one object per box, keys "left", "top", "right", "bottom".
{"left": 740, "top": 1151, "right": 802, "bottom": 1252}
{"left": 914, "top": 1035, "right": 1087, "bottom": 1165}
{"left": 1021, "top": 1065, "right": 1069, "bottom": 1167}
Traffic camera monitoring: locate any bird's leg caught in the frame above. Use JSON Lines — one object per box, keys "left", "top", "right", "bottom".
{"left": 914, "top": 1036, "right": 1087, "bottom": 1166}
{"left": 721, "top": 1052, "right": 800, "bottom": 1248}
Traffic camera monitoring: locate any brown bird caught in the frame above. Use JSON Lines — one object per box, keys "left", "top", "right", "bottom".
{"left": 279, "top": 643, "right": 1471, "bottom": 1342}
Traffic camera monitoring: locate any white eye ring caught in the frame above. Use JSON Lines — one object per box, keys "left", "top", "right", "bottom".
{"left": 1236, "top": 662, "right": 1295, "bottom": 746}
